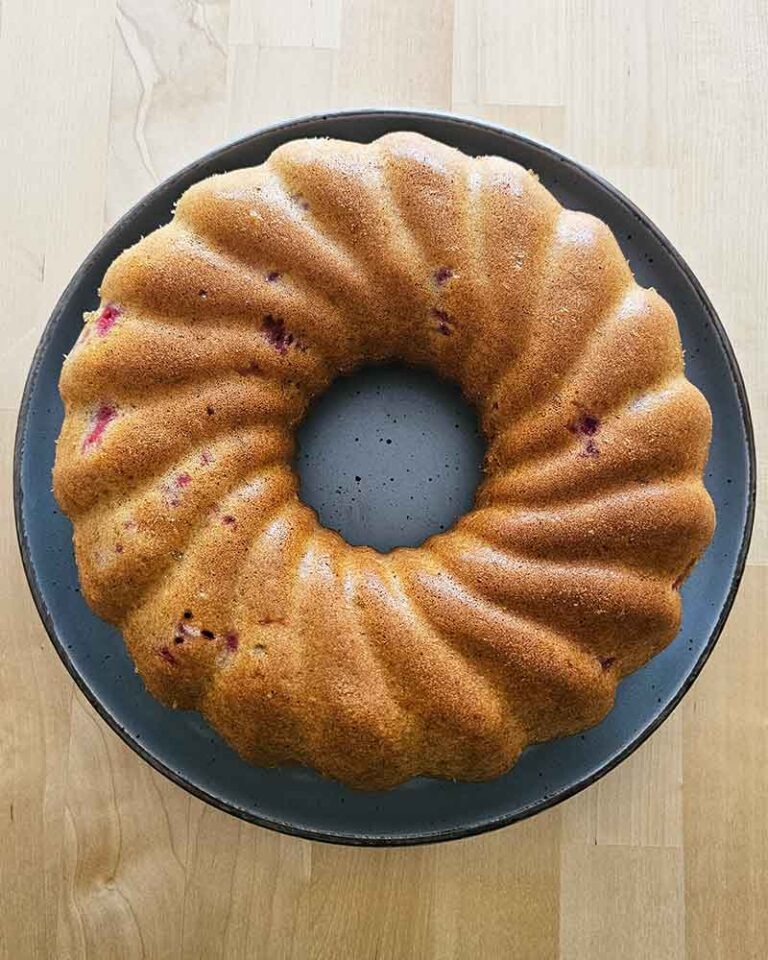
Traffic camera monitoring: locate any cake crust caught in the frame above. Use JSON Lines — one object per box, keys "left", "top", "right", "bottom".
{"left": 53, "top": 133, "right": 715, "bottom": 789}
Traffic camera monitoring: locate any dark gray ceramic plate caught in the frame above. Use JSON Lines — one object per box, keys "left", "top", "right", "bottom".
{"left": 15, "top": 110, "right": 755, "bottom": 846}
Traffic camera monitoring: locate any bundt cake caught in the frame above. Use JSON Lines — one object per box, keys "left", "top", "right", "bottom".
{"left": 53, "top": 132, "right": 715, "bottom": 789}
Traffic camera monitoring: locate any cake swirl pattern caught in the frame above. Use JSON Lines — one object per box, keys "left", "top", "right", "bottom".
{"left": 53, "top": 133, "right": 715, "bottom": 789}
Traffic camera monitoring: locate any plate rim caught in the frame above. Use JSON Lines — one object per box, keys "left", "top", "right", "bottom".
{"left": 13, "top": 107, "right": 757, "bottom": 847}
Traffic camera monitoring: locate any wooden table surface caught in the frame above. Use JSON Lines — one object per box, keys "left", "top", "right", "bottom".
{"left": 1, "top": 2, "right": 766, "bottom": 957}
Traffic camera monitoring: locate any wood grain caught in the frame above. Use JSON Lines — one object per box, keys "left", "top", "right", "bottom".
{"left": 1, "top": 2, "right": 765, "bottom": 958}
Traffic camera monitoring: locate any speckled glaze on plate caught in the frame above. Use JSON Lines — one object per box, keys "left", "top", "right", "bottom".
{"left": 14, "top": 110, "right": 755, "bottom": 846}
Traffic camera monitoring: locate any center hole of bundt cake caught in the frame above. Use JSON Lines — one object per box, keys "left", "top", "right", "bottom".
{"left": 295, "top": 364, "right": 485, "bottom": 551}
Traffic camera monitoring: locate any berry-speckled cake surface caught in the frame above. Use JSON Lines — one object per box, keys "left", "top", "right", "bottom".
{"left": 53, "top": 132, "right": 715, "bottom": 789}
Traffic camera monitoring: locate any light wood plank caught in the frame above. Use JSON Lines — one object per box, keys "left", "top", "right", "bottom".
{"left": 0, "top": 415, "right": 74, "bottom": 960}
{"left": 229, "top": 0, "right": 342, "bottom": 50}
{"left": 562, "top": 710, "right": 683, "bottom": 849}
{"left": 227, "top": 46, "right": 335, "bottom": 137}
{"left": 560, "top": 845, "right": 685, "bottom": 960}
{"left": 683, "top": 565, "right": 768, "bottom": 959}
{"left": 54, "top": 692, "right": 187, "bottom": 960}
{"left": 479, "top": 0, "right": 566, "bottom": 107}
{"left": 0, "top": 0, "right": 115, "bottom": 412}
{"left": 431, "top": 811, "right": 561, "bottom": 959}
{"left": 451, "top": 103, "right": 567, "bottom": 149}
{"left": 106, "top": 0, "right": 229, "bottom": 224}
{"left": 302, "top": 846, "right": 437, "bottom": 959}
{"left": 333, "top": 0, "right": 453, "bottom": 109}
{"left": 180, "top": 808, "right": 311, "bottom": 959}
{"left": 297, "top": 808, "right": 560, "bottom": 959}
{"left": 564, "top": 0, "right": 673, "bottom": 168}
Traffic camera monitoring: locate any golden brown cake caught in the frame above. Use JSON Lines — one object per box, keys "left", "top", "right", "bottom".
{"left": 53, "top": 132, "right": 715, "bottom": 789}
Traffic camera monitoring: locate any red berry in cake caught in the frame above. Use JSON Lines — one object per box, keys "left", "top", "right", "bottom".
{"left": 163, "top": 472, "right": 192, "bottom": 507}
{"left": 82, "top": 403, "right": 118, "bottom": 453}
{"left": 95, "top": 304, "right": 120, "bottom": 336}
{"left": 159, "top": 646, "right": 178, "bottom": 665}
{"left": 262, "top": 315, "right": 295, "bottom": 354}
{"left": 568, "top": 413, "right": 601, "bottom": 436}
{"left": 225, "top": 632, "right": 239, "bottom": 652}
{"left": 432, "top": 308, "right": 454, "bottom": 335}
{"left": 568, "top": 413, "right": 601, "bottom": 457}
{"left": 579, "top": 437, "right": 600, "bottom": 458}
{"left": 434, "top": 267, "right": 453, "bottom": 286}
